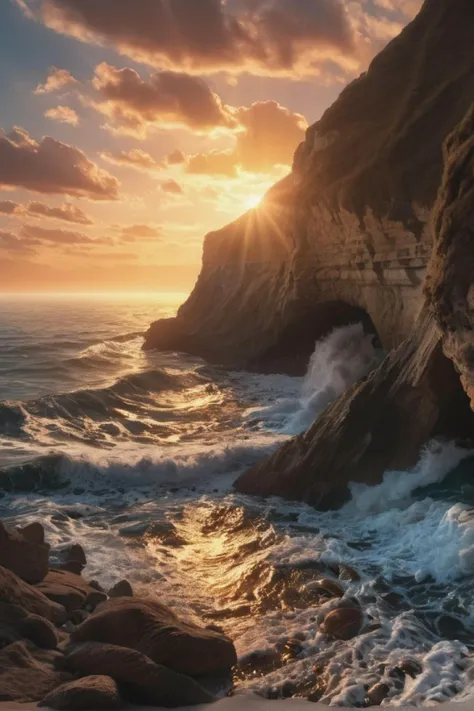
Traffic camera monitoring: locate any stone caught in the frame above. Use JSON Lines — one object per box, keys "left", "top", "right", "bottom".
{"left": 337, "top": 565, "right": 361, "bottom": 582}
{"left": 310, "top": 578, "right": 345, "bottom": 598}
{"left": 88, "top": 580, "right": 105, "bottom": 592}
{"left": 366, "top": 682, "right": 390, "bottom": 706}
{"left": 399, "top": 658, "right": 423, "bottom": 678}
{"left": 40, "top": 675, "right": 123, "bottom": 710}
{"left": 0, "top": 521, "right": 49, "bottom": 584}
{"left": 71, "top": 597, "right": 237, "bottom": 677}
{"left": 108, "top": 579, "right": 133, "bottom": 598}
{"left": 65, "top": 642, "right": 215, "bottom": 707}
{"left": 36, "top": 570, "right": 106, "bottom": 613}
{"left": 0, "top": 566, "right": 66, "bottom": 625}
{"left": 0, "top": 641, "right": 67, "bottom": 702}
{"left": 320, "top": 607, "right": 364, "bottom": 640}
{"left": 19, "top": 522, "right": 45, "bottom": 546}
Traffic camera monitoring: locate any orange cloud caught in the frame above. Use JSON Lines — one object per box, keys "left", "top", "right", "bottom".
{"left": 45, "top": 105, "right": 79, "bottom": 126}
{"left": 161, "top": 179, "right": 183, "bottom": 195}
{"left": 21, "top": 224, "right": 112, "bottom": 245}
{"left": 187, "top": 150, "right": 238, "bottom": 178}
{"left": 34, "top": 66, "right": 77, "bottom": 94}
{"left": 0, "top": 230, "right": 38, "bottom": 255}
{"left": 117, "top": 224, "right": 163, "bottom": 242}
{"left": 20, "top": 0, "right": 358, "bottom": 77}
{"left": 101, "top": 148, "right": 158, "bottom": 172}
{"left": 0, "top": 127, "right": 119, "bottom": 200}
{"left": 0, "top": 199, "right": 92, "bottom": 225}
{"left": 90, "top": 62, "right": 235, "bottom": 137}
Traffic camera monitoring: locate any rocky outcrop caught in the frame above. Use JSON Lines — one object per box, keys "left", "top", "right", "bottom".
{"left": 144, "top": 0, "right": 474, "bottom": 375}
{"left": 0, "top": 565, "right": 67, "bottom": 625}
{"left": 36, "top": 570, "right": 107, "bottom": 612}
{"left": 40, "top": 676, "right": 123, "bottom": 710}
{"left": 71, "top": 597, "right": 237, "bottom": 677}
{"left": 0, "top": 641, "right": 67, "bottom": 703}
{"left": 426, "top": 104, "right": 474, "bottom": 408}
{"left": 235, "top": 311, "right": 474, "bottom": 506}
{"left": 0, "top": 521, "right": 49, "bottom": 584}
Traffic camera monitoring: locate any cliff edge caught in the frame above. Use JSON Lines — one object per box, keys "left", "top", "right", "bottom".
{"left": 144, "top": 0, "right": 474, "bottom": 377}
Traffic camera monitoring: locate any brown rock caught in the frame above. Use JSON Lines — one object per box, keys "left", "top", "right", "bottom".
{"left": 0, "top": 641, "right": 67, "bottom": 702}
{"left": 320, "top": 607, "right": 364, "bottom": 640}
{"left": 108, "top": 579, "right": 133, "bottom": 598}
{"left": 366, "top": 682, "right": 390, "bottom": 706}
{"left": 399, "top": 657, "right": 423, "bottom": 678}
{"left": 40, "top": 675, "right": 123, "bottom": 710}
{"left": 36, "top": 570, "right": 106, "bottom": 613}
{"left": 312, "top": 578, "right": 345, "bottom": 598}
{"left": 66, "top": 544, "right": 87, "bottom": 566}
{"left": 19, "top": 522, "right": 45, "bottom": 546}
{"left": 21, "top": 614, "right": 58, "bottom": 649}
{"left": 0, "top": 566, "right": 66, "bottom": 625}
{"left": 337, "top": 565, "right": 361, "bottom": 582}
{"left": 66, "top": 642, "right": 215, "bottom": 707}
{"left": 71, "top": 597, "right": 237, "bottom": 677}
{"left": 0, "top": 521, "right": 49, "bottom": 584}
{"left": 59, "top": 561, "right": 85, "bottom": 576}
{"left": 88, "top": 580, "right": 104, "bottom": 592}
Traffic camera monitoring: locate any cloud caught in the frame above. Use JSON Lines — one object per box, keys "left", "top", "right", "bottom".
{"left": 0, "top": 230, "right": 38, "bottom": 255}
{"left": 166, "top": 149, "right": 186, "bottom": 165}
{"left": 21, "top": 223, "right": 112, "bottom": 245}
{"left": 19, "top": 0, "right": 359, "bottom": 77}
{"left": 0, "top": 199, "right": 92, "bottom": 224}
{"left": 34, "top": 66, "right": 77, "bottom": 94}
{"left": 0, "top": 201, "right": 22, "bottom": 216}
{"left": 117, "top": 224, "right": 162, "bottom": 242}
{"left": 101, "top": 148, "right": 158, "bottom": 172}
{"left": 161, "top": 179, "right": 183, "bottom": 195}
{"left": 185, "top": 100, "right": 307, "bottom": 176}
{"left": 89, "top": 62, "right": 235, "bottom": 137}
{"left": 45, "top": 105, "right": 79, "bottom": 126}
{"left": 0, "top": 127, "right": 119, "bottom": 199}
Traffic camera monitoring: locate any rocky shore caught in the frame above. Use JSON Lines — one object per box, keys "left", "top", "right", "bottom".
{"left": 144, "top": 0, "right": 474, "bottom": 508}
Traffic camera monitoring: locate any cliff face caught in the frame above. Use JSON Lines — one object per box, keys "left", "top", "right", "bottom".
{"left": 426, "top": 106, "right": 474, "bottom": 409}
{"left": 144, "top": 0, "right": 474, "bottom": 375}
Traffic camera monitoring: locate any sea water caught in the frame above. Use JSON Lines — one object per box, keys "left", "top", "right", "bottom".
{"left": 1, "top": 293, "right": 474, "bottom": 706}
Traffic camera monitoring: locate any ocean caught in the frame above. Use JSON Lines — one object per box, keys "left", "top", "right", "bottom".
{"left": 1, "top": 293, "right": 474, "bottom": 706}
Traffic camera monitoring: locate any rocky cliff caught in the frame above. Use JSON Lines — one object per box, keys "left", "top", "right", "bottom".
{"left": 145, "top": 0, "right": 474, "bottom": 375}
{"left": 145, "top": 0, "right": 474, "bottom": 507}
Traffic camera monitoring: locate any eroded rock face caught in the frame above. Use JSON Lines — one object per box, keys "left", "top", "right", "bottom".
{"left": 0, "top": 641, "right": 67, "bottom": 702}
{"left": 144, "top": 0, "right": 474, "bottom": 374}
{"left": 71, "top": 597, "right": 237, "bottom": 677}
{"left": 426, "top": 103, "right": 474, "bottom": 408}
{"left": 235, "top": 312, "right": 474, "bottom": 506}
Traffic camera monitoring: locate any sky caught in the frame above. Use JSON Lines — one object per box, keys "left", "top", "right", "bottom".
{"left": 0, "top": 0, "right": 422, "bottom": 293}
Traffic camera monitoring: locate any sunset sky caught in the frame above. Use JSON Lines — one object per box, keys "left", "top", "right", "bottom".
{"left": 0, "top": 0, "right": 421, "bottom": 293}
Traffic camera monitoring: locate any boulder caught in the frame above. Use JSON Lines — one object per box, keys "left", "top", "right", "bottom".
{"left": 58, "top": 544, "right": 87, "bottom": 575}
{"left": 40, "top": 675, "right": 123, "bottom": 710}
{"left": 108, "top": 580, "right": 133, "bottom": 598}
{"left": 0, "top": 603, "right": 58, "bottom": 649}
{"left": 65, "top": 642, "right": 215, "bottom": 707}
{"left": 36, "top": 570, "right": 107, "bottom": 612}
{"left": 0, "top": 641, "right": 67, "bottom": 702}
{"left": 320, "top": 607, "right": 364, "bottom": 641}
{"left": 0, "top": 565, "right": 66, "bottom": 625}
{"left": 0, "top": 521, "right": 49, "bottom": 584}
{"left": 19, "top": 522, "right": 46, "bottom": 546}
{"left": 71, "top": 597, "right": 236, "bottom": 677}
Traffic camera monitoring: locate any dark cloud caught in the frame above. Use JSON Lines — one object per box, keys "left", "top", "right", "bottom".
{"left": 161, "top": 179, "right": 184, "bottom": 194}
{"left": 0, "top": 127, "right": 119, "bottom": 200}
{"left": 34, "top": 66, "right": 77, "bottom": 94}
{"left": 90, "top": 63, "right": 235, "bottom": 136}
{"left": 20, "top": 0, "right": 356, "bottom": 77}
{"left": 166, "top": 149, "right": 186, "bottom": 165}
{"left": 101, "top": 148, "right": 158, "bottom": 172}
{"left": 21, "top": 224, "right": 112, "bottom": 245}
{"left": 0, "top": 201, "right": 22, "bottom": 216}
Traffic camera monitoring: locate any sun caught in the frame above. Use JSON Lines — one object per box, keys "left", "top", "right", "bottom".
{"left": 245, "top": 194, "right": 263, "bottom": 210}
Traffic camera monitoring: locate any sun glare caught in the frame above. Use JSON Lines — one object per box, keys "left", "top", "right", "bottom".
{"left": 245, "top": 194, "right": 263, "bottom": 210}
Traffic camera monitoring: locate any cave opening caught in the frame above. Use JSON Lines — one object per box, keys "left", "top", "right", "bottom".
{"left": 248, "top": 300, "right": 381, "bottom": 376}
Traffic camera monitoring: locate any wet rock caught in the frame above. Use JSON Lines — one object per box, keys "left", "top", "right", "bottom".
{"left": 0, "top": 641, "right": 67, "bottom": 702}
{"left": 65, "top": 642, "right": 215, "bottom": 707}
{"left": 71, "top": 597, "right": 237, "bottom": 677}
{"left": 366, "top": 682, "right": 390, "bottom": 706}
{"left": 88, "top": 580, "right": 105, "bottom": 593}
{"left": 108, "top": 580, "right": 133, "bottom": 598}
{"left": 399, "top": 658, "right": 422, "bottom": 678}
{"left": 236, "top": 649, "right": 281, "bottom": 679}
{"left": 276, "top": 638, "right": 304, "bottom": 661}
{"left": 0, "top": 602, "right": 58, "bottom": 649}
{"left": 320, "top": 607, "right": 364, "bottom": 640}
{"left": 61, "top": 544, "right": 87, "bottom": 575}
{"left": 310, "top": 578, "right": 345, "bottom": 598}
{"left": 36, "top": 570, "right": 106, "bottom": 613}
{"left": 337, "top": 565, "right": 361, "bottom": 582}
{"left": 0, "top": 566, "right": 66, "bottom": 625}
{"left": 18, "top": 522, "right": 46, "bottom": 546}
{"left": 0, "top": 521, "right": 49, "bottom": 584}
{"left": 40, "top": 675, "right": 123, "bottom": 710}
